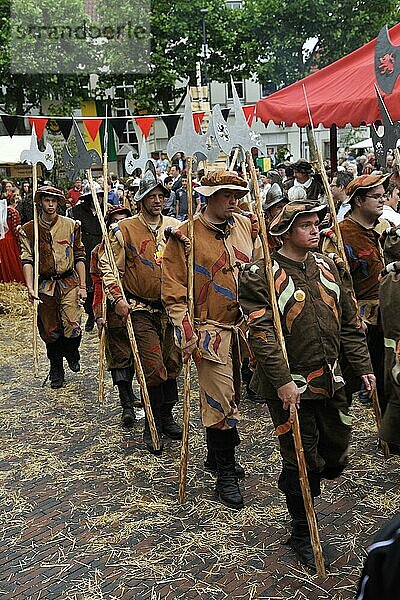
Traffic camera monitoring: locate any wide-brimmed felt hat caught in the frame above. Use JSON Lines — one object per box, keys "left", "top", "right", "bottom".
{"left": 195, "top": 170, "right": 249, "bottom": 199}
{"left": 345, "top": 172, "right": 391, "bottom": 204}
{"left": 292, "top": 158, "right": 313, "bottom": 173}
{"left": 135, "top": 161, "right": 170, "bottom": 203}
{"left": 269, "top": 200, "right": 327, "bottom": 236}
{"left": 34, "top": 185, "right": 66, "bottom": 206}
{"left": 263, "top": 183, "right": 285, "bottom": 211}
{"left": 105, "top": 205, "right": 132, "bottom": 228}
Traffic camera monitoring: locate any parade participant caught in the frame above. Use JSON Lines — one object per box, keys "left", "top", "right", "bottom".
{"left": 321, "top": 173, "right": 391, "bottom": 411}
{"left": 175, "top": 174, "right": 201, "bottom": 221}
{"left": 239, "top": 200, "right": 374, "bottom": 569}
{"left": 263, "top": 182, "right": 287, "bottom": 223}
{"left": 162, "top": 170, "right": 262, "bottom": 510}
{"left": 71, "top": 182, "right": 104, "bottom": 332}
{"left": 380, "top": 181, "right": 400, "bottom": 226}
{"left": 287, "top": 159, "right": 324, "bottom": 201}
{"left": 99, "top": 162, "right": 182, "bottom": 454}
{"left": 19, "top": 186, "right": 86, "bottom": 389}
{"left": 66, "top": 177, "right": 82, "bottom": 207}
{"left": 378, "top": 226, "right": 400, "bottom": 454}
{"left": 91, "top": 205, "right": 140, "bottom": 428}
{"left": 330, "top": 171, "right": 353, "bottom": 222}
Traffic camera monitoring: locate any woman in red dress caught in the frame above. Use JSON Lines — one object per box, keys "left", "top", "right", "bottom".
{"left": 0, "top": 191, "right": 25, "bottom": 284}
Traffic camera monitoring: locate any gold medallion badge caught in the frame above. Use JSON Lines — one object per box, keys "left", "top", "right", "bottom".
{"left": 294, "top": 289, "right": 306, "bottom": 302}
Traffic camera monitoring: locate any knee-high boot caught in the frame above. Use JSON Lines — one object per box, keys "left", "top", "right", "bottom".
{"left": 204, "top": 433, "right": 245, "bottom": 479}
{"left": 207, "top": 427, "right": 244, "bottom": 510}
{"left": 46, "top": 339, "right": 65, "bottom": 389}
{"left": 62, "top": 335, "right": 81, "bottom": 372}
{"left": 160, "top": 379, "right": 182, "bottom": 440}
{"left": 143, "top": 384, "right": 164, "bottom": 456}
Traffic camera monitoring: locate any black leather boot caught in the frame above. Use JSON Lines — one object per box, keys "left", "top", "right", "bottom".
{"left": 285, "top": 493, "right": 328, "bottom": 571}
{"left": 160, "top": 379, "right": 182, "bottom": 440}
{"left": 204, "top": 442, "right": 245, "bottom": 479}
{"left": 63, "top": 336, "right": 81, "bottom": 372}
{"left": 143, "top": 385, "right": 164, "bottom": 456}
{"left": 214, "top": 446, "right": 244, "bottom": 510}
{"left": 117, "top": 381, "right": 136, "bottom": 428}
{"left": 46, "top": 341, "right": 65, "bottom": 389}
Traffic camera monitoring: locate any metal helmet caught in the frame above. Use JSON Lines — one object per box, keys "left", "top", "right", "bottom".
{"left": 134, "top": 161, "right": 170, "bottom": 203}
{"left": 263, "top": 182, "right": 285, "bottom": 211}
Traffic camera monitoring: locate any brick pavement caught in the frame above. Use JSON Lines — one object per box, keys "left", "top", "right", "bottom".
{"left": 1, "top": 304, "right": 400, "bottom": 600}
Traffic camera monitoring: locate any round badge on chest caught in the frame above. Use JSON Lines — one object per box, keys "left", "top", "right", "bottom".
{"left": 294, "top": 289, "right": 306, "bottom": 302}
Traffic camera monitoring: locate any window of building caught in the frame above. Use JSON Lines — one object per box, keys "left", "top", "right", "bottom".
{"left": 227, "top": 80, "right": 244, "bottom": 101}
{"left": 114, "top": 84, "right": 138, "bottom": 149}
{"left": 261, "top": 81, "right": 277, "bottom": 97}
{"left": 226, "top": 0, "right": 242, "bottom": 8}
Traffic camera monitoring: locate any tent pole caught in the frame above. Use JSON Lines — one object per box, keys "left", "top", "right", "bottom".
{"left": 330, "top": 125, "right": 337, "bottom": 173}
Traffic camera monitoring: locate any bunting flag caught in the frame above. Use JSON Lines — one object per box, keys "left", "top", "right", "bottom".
{"left": 162, "top": 114, "right": 180, "bottom": 137}
{"left": 28, "top": 117, "right": 48, "bottom": 141}
{"left": 55, "top": 118, "right": 73, "bottom": 141}
{"left": 135, "top": 116, "right": 155, "bottom": 138}
{"left": 1, "top": 115, "right": 19, "bottom": 138}
{"left": 83, "top": 117, "right": 103, "bottom": 141}
{"left": 242, "top": 105, "right": 255, "bottom": 127}
{"left": 81, "top": 101, "right": 103, "bottom": 157}
{"left": 221, "top": 108, "right": 230, "bottom": 121}
{"left": 193, "top": 112, "right": 205, "bottom": 133}
{"left": 110, "top": 117, "right": 129, "bottom": 140}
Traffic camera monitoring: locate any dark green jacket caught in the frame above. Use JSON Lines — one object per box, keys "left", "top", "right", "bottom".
{"left": 239, "top": 251, "right": 372, "bottom": 400}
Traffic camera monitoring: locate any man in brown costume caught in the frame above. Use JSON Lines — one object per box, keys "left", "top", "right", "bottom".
{"left": 162, "top": 170, "right": 262, "bottom": 510}
{"left": 321, "top": 172, "right": 391, "bottom": 411}
{"left": 239, "top": 201, "right": 374, "bottom": 569}
{"left": 99, "top": 162, "right": 182, "bottom": 454}
{"left": 19, "top": 186, "right": 86, "bottom": 388}
{"left": 91, "top": 205, "right": 140, "bottom": 428}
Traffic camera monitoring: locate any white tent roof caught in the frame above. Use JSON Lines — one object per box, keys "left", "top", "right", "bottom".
{"left": 349, "top": 138, "right": 373, "bottom": 150}
{"left": 0, "top": 136, "right": 32, "bottom": 165}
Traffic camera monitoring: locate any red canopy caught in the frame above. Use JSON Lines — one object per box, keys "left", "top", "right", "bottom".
{"left": 256, "top": 23, "right": 400, "bottom": 128}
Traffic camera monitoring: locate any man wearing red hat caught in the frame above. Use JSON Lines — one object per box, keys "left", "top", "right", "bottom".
{"left": 239, "top": 200, "right": 374, "bottom": 570}
{"left": 99, "top": 162, "right": 182, "bottom": 455}
{"left": 19, "top": 186, "right": 86, "bottom": 388}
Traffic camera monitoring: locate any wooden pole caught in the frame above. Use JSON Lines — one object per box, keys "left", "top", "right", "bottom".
{"left": 97, "top": 109, "right": 109, "bottom": 403}
{"left": 179, "top": 155, "right": 194, "bottom": 504}
{"left": 32, "top": 165, "right": 39, "bottom": 377}
{"left": 247, "top": 150, "right": 326, "bottom": 579}
{"left": 86, "top": 169, "right": 160, "bottom": 451}
{"left": 241, "top": 156, "right": 253, "bottom": 213}
{"left": 228, "top": 148, "right": 239, "bottom": 171}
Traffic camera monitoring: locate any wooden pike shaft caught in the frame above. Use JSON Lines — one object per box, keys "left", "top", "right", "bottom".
{"left": 179, "top": 155, "right": 195, "bottom": 504}
{"left": 247, "top": 151, "right": 326, "bottom": 578}
{"left": 241, "top": 161, "right": 253, "bottom": 213}
{"left": 229, "top": 148, "right": 239, "bottom": 171}
{"left": 97, "top": 148, "right": 109, "bottom": 403}
{"left": 302, "top": 84, "right": 348, "bottom": 271}
{"left": 86, "top": 169, "right": 160, "bottom": 451}
{"left": 32, "top": 165, "right": 39, "bottom": 377}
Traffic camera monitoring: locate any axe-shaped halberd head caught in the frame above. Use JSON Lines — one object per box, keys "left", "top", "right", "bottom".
{"left": 20, "top": 123, "right": 54, "bottom": 171}
{"left": 371, "top": 84, "right": 400, "bottom": 164}
{"left": 194, "top": 116, "right": 221, "bottom": 164}
{"left": 167, "top": 89, "right": 208, "bottom": 161}
{"left": 228, "top": 77, "right": 267, "bottom": 157}
{"left": 62, "top": 120, "right": 101, "bottom": 181}
{"left": 211, "top": 104, "right": 235, "bottom": 156}
{"left": 125, "top": 138, "right": 148, "bottom": 175}
{"left": 375, "top": 25, "right": 400, "bottom": 95}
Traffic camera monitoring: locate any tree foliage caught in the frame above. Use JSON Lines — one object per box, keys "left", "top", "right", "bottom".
{"left": 0, "top": 0, "right": 399, "bottom": 115}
